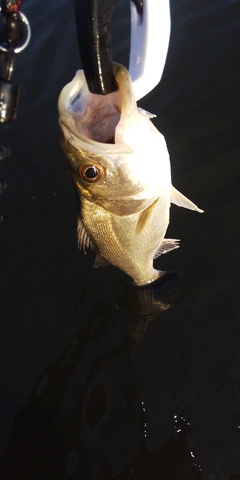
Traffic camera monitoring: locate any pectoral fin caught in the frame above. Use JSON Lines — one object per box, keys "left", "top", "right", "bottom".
{"left": 171, "top": 186, "right": 204, "bottom": 213}
{"left": 77, "top": 217, "right": 95, "bottom": 253}
{"left": 154, "top": 238, "right": 180, "bottom": 259}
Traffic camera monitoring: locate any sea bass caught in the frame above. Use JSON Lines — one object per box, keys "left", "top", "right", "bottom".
{"left": 58, "top": 63, "right": 203, "bottom": 286}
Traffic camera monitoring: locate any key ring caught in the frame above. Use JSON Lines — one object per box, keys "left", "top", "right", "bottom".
{"left": 0, "top": 9, "right": 31, "bottom": 53}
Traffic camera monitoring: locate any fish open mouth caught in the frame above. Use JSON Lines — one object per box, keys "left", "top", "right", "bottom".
{"left": 69, "top": 87, "right": 121, "bottom": 145}
{"left": 59, "top": 64, "right": 137, "bottom": 149}
{"left": 91, "top": 108, "right": 120, "bottom": 144}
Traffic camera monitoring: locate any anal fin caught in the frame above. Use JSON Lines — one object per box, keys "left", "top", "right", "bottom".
{"left": 171, "top": 186, "right": 204, "bottom": 213}
{"left": 154, "top": 238, "right": 180, "bottom": 259}
{"left": 94, "top": 254, "right": 110, "bottom": 268}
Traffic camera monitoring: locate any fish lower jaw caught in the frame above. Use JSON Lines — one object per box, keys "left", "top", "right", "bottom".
{"left": 132, "top": 269, "right": 165, "bottom": 287}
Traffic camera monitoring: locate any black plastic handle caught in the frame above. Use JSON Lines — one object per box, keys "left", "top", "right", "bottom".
{"left": 74, "top": 0, "right": 118, "bottom": 95}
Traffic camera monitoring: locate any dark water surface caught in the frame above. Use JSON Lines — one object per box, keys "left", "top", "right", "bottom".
{"left": 1, "top": 0, "right": 240, "bottom": 478}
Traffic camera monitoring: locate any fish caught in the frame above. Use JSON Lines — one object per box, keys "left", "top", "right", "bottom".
{"left": 58, "top": 63, "right": 203, "bottom": 286}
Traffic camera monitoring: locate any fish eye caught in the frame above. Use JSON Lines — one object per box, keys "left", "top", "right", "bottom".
{"left": 78, "top": 164, "right": 103, "bottom": 183}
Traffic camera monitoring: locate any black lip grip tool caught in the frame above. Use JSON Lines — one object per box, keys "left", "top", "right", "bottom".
{"left": 74, "top": 0, "right": 171, "bottom": 100}
{"left": 74, "top": 0, "right": 118, "bottom": 96}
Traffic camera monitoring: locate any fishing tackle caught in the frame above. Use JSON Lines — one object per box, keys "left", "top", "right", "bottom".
{"left": 74, "top": 0, "right": 171, "bottom": 100}
{"left": 0, "top": 0, "right": 31, "bottom": 222}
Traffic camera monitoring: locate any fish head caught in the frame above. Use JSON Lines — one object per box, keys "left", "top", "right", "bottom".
{"left": 58, "top": 64, "right": 170, "bottom": 216}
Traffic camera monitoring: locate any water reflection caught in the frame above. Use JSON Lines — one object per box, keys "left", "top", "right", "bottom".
{"left": 0, "top": 271, "right": 204, "bottom": 479}
{"left": 116, "top": 271, "right": 184, "bottom": 342}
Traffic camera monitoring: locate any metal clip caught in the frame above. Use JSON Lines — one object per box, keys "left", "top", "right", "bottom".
{"left": 0, "top": 1, "right": 31, "bottom": 223}
{"left": 0, "top": 48, "right": 15, "bottom": 81}
{"left": 0, "top": 49, "right": 19, "bottom": 122}
{"left": 0, "top": 3, "right": 31, "bottom": 123}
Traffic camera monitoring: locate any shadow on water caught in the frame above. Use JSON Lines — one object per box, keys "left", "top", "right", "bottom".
{"left": 0, "top": 271, "right": 204, "bottom": 480}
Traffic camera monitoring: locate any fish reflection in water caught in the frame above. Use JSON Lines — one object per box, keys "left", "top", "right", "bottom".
{"left": 0, "top": 272, "right": 201, "bottom": 479}
{"left": 58, "top": 63, "right": 203, "bottom": 287}
{"left": 116, "top": 271, "right": 184, "bottom": 342}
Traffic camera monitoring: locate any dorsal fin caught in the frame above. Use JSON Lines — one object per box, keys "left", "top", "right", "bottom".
{"left": 154, "top": 238, "right": 180, "bottom": 259}
{"left": 77, "top": 217, "right": 95, "bottom": 253}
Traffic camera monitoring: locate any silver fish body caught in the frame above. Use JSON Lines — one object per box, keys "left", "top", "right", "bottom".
{"left": 58, "top": 64, "right": 203, "bottom": 286}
